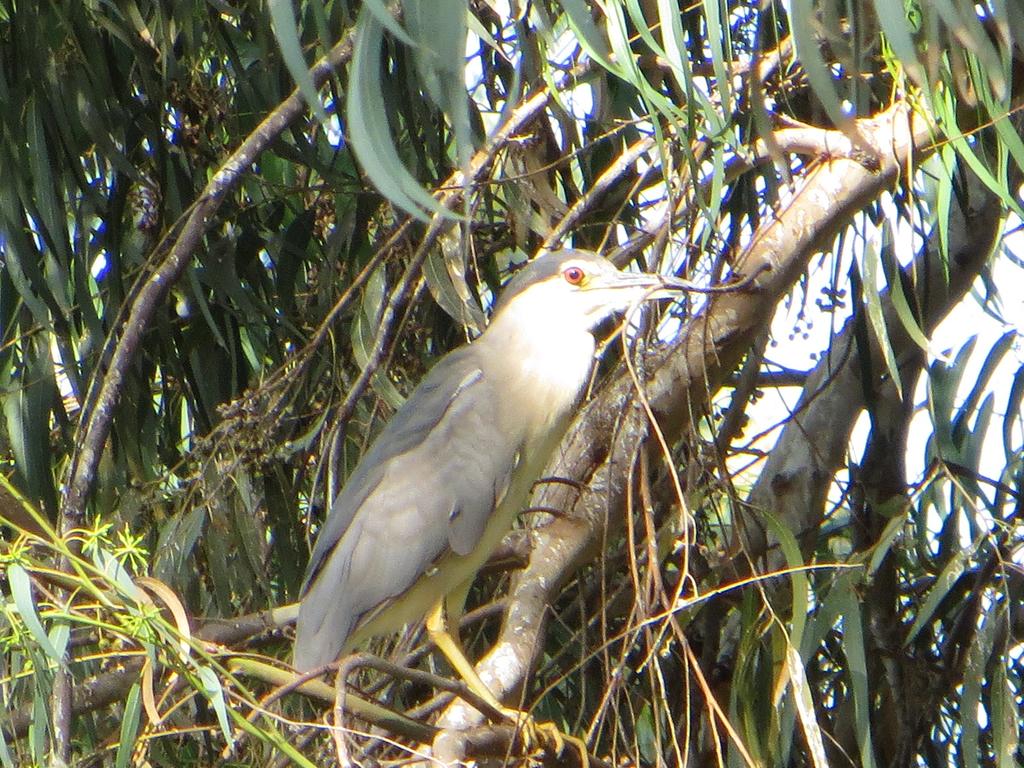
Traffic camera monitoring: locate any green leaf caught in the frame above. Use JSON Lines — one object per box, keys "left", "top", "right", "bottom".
{"left": 701, "top": 0, "right": 733, "bottom": 115}
{"left": 347, "top": 6, "right": 456, "bottom": 221}
{"left": 362, "top": 0, "right": 414, "bottom": 46}
{"left": 115, "top": 682, "right": 143, "bottom": 768}
{"left": 267, "top": 0, "right": 327, "bottom": 121}
{"left": 955, "top": 331, "right": 1015, "bottom": 434}
{"left": 905, "top": 541, "right": 974, "bottom": 645}
{"left": 423, "top": 241, "right": 485, "bottom": 335}
{"left": 226, "top": 703, "right": 319, "bottom": 768}
{"left": 931, "top": 0, "right": 1005, "bottom": 97}
{"left": 92, "top": 547, "right": 142, "bottom": 602}
{"left": 934, "top": 86, "right": 1024, "bottom": 219}
{"left": 635, "top": 702, "right": 658, "bottom": 764}
{"left": 27, "top": 97, "right": 71, "bottom": 266}
{"left": 885, "top": 257, "right": 933, "bottom": 359}
{"left": 867, "top": 512, "right": 908, "bottom": 576}
{"left": 353, "top": 264, "right": 407, "bottom": 410}
{"left": 959, "top": 602, "right": 997, "bottom": 768}
{"left": 8, "top": 564, "right": 61, "bottom": 663}
{"left": 992, "top": 663, "right": 1019, "bottom": 768}
{"left": 790, "top": 0, "right": 856, "bottom": 127}
{"left": 1, "top": 337, "right": 58, "bottom": 515}
{"left": 758, "top": 507, "right": 810, "bottom": 647}
{"left": 48, "top": 621, "right": 70, "bottom": 661}
{"left": 656, "top": 0, "right": 723, "bottom": 131}
{"left": 404, "top": 0, "right": 474, "bottom": 169}
{"left": 153, "top": 507, "right": 206, "bottom": 587}
{"left": 835, "top": 576, "right": 877, "bottom": 768}
{"left": 232, "top": 470, "right": 271, "bottom": 593}
{"left": 273, "top": 207, "right": 315, "bottom": 315}
{"left": 0, "top": 705, "right": 16, "bottom": 768}
{"left": 787, "top": 644, "right": 828, "bottom": 768}
{"left": 959, "top": 392, "right": 993, "bottom": 479}
{"left": 1003, "top": 364, "right": 1024, "bottom": 461}
{"left": 30, "top": 691, "right": 46, "bottom": 765}
{"left": 928, "top": 337, "right": 976, "bottom": 458}
{"left": 196, "top": 665, "right": 234, "bottom": 748}
{"left": 933, "top": 146, "right": 955, "bottom": 281}
{"left": 862, "top": 235, "right": 903, "bottom": 397}
{"left": 558, "top": 0, "right": 614, "bottom": 71}
{"left": 872, "top": 0, "right": 926, "bottom": 86}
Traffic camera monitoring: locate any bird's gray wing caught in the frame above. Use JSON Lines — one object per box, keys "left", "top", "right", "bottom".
{"left": 294, "top": 346, "right": 520, "bottom": 670}
{"left": 300, "top": 348, "right": 482, "bottom": 593}
{"left": 435, "top": 371, "right": 520, "bottom": 557}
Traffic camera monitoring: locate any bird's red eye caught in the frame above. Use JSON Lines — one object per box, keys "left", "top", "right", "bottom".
{"left": 563, "top": 266, "right": 586, "bottom": 285}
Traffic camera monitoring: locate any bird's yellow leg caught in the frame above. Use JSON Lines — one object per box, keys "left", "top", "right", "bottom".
{"left": 425, "top": 600, "right": 504, "bottom": 713}
{"left": 424, "top": 602, "right": 589, "bottom": 764}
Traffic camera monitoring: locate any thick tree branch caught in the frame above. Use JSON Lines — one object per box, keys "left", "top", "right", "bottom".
{"left": 63, "top": 36, "right": 357, "bottom": 526}
{"left": 743, "top": 164, "right": 1007, "bottom": 564}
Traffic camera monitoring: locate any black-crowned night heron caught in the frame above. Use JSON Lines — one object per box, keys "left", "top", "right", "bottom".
{"left": 294, "top": 249, "right": 683, "bottom": 716}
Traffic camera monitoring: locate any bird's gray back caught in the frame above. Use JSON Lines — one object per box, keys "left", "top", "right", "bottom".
{"left": 293, "top": 347, "right": 520, "bottom": 670}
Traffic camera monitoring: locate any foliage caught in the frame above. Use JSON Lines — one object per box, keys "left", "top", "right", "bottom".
{"left": 0, "top": 0, "right": 1021, "bottom": 766}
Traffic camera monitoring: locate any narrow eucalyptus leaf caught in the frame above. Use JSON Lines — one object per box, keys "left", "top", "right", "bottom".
{"left": 559, "top": 0, "right": 613, "bottom": 69}
{"left": 404, "top": 0, "right": 473, "bottom": 167}
{"left": 872, "top": 0, "right": 927, "bottom": 86}
{"left": 0, "top": 716, "right": 14, "bottom": 768}
{"left": 268, "top": 0, "right": 328, "bottom": 121}
{"left": 348, "top": 7, "right": 455, "bottom": 221}
{"left": 758, "top": 507, "right": 809, "bottom": 646}
{"left": 701, "top": 0, "right": 733, "bottom": 115}
{"left": 905, "top": 543, "right": 973, "bottom": 645}
{"left": 993, "top": 664, "right": 1019, "bottom": 768}
{"left": 115, "top": 683, "right": 143, "bottom": 768}
{"left": 790, "top": 0, "right": 857, "bottom": 127}
{"left": 836, "top": 577, "right": 878, "bottom": 768}
{"left": 787, "top": 645, "right": 828, "bottom": 768}
{"left": 1003, "top": 365, "right": 1024, "bottom": 461}
{"left": 928, "top": 337, "right": 976, "bottom": 458}
{"left": 867, "top": 512, "right": 907, "bottom": 575}
{"left": 154, "top": 507, "right": 206, "bottom": 587}
{"left": 8, "top": 564, "right": 61, "bottom": 662}
{"left": 959, "top": 603, "right": 1000, "bottom": 768}
{"left": 934, "top": 88, "right": 1024, "bottom": 219}
{"left": 862, "top": 238, "right": 903, "bottom": 397}
{"left": 197, "top": 665, "right": 234, "bottom": 748}
{"left": 27, "top": 99, "right": 71, "bottom": 264}
{"left": 958, "top": 331, "right": 1015, "bottom": 424}
{"left": 47, "top": 622, "right": 70, "bottom": 661}
{"left": 932, "top": 0, "right": 1005, "bottom": 96}
{"left": 362, "top": 0, "right": 414, "bottom": 45}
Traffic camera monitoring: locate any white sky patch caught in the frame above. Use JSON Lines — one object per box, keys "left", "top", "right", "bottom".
{"left": 91, "top": 252, "right": 108, "bottom": 279}
{"left": 323, "top": 96, "right": 344, "bottom": 147}
{"left": 908, "top": 245, "right": 1023, "bottom": 477}
{"left": 724, "top": 202, "right": 1023, "bottom": 548}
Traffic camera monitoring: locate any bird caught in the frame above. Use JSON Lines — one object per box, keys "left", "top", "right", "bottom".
{"left": 293, "top": 249, "right": 684, "bottom": 696}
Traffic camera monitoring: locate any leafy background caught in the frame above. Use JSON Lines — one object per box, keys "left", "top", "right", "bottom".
{"left": 0, "top": 1, "right": 1021, "bottom": 766}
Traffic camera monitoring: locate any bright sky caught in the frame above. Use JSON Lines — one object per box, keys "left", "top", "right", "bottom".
{"left": 747, "top": 219, "right": 1024, "bottom": 546}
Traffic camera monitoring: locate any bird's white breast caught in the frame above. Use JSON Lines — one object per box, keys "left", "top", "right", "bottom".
{"left": 484, "top": 305, "right": 598, "bottom": 440}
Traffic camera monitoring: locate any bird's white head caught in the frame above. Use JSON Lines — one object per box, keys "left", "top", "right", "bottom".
{"left": 492, "top": 250, "right": 681, "bottom": 336}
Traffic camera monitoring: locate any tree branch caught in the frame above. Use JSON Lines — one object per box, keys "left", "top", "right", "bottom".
{"left": 743, "top": 162, "right": 1007, "bottom": 564}
{"left": 63, "top": 37, "right": 357, "bottom": 527}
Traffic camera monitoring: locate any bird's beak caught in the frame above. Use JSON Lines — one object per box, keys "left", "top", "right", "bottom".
{"left": 597, "top": 270, "right": 691, "bottom": 301}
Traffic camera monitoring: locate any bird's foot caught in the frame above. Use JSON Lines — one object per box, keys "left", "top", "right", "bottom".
{"left": 499, "top": 707, "right": 589, "bottom": 765}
